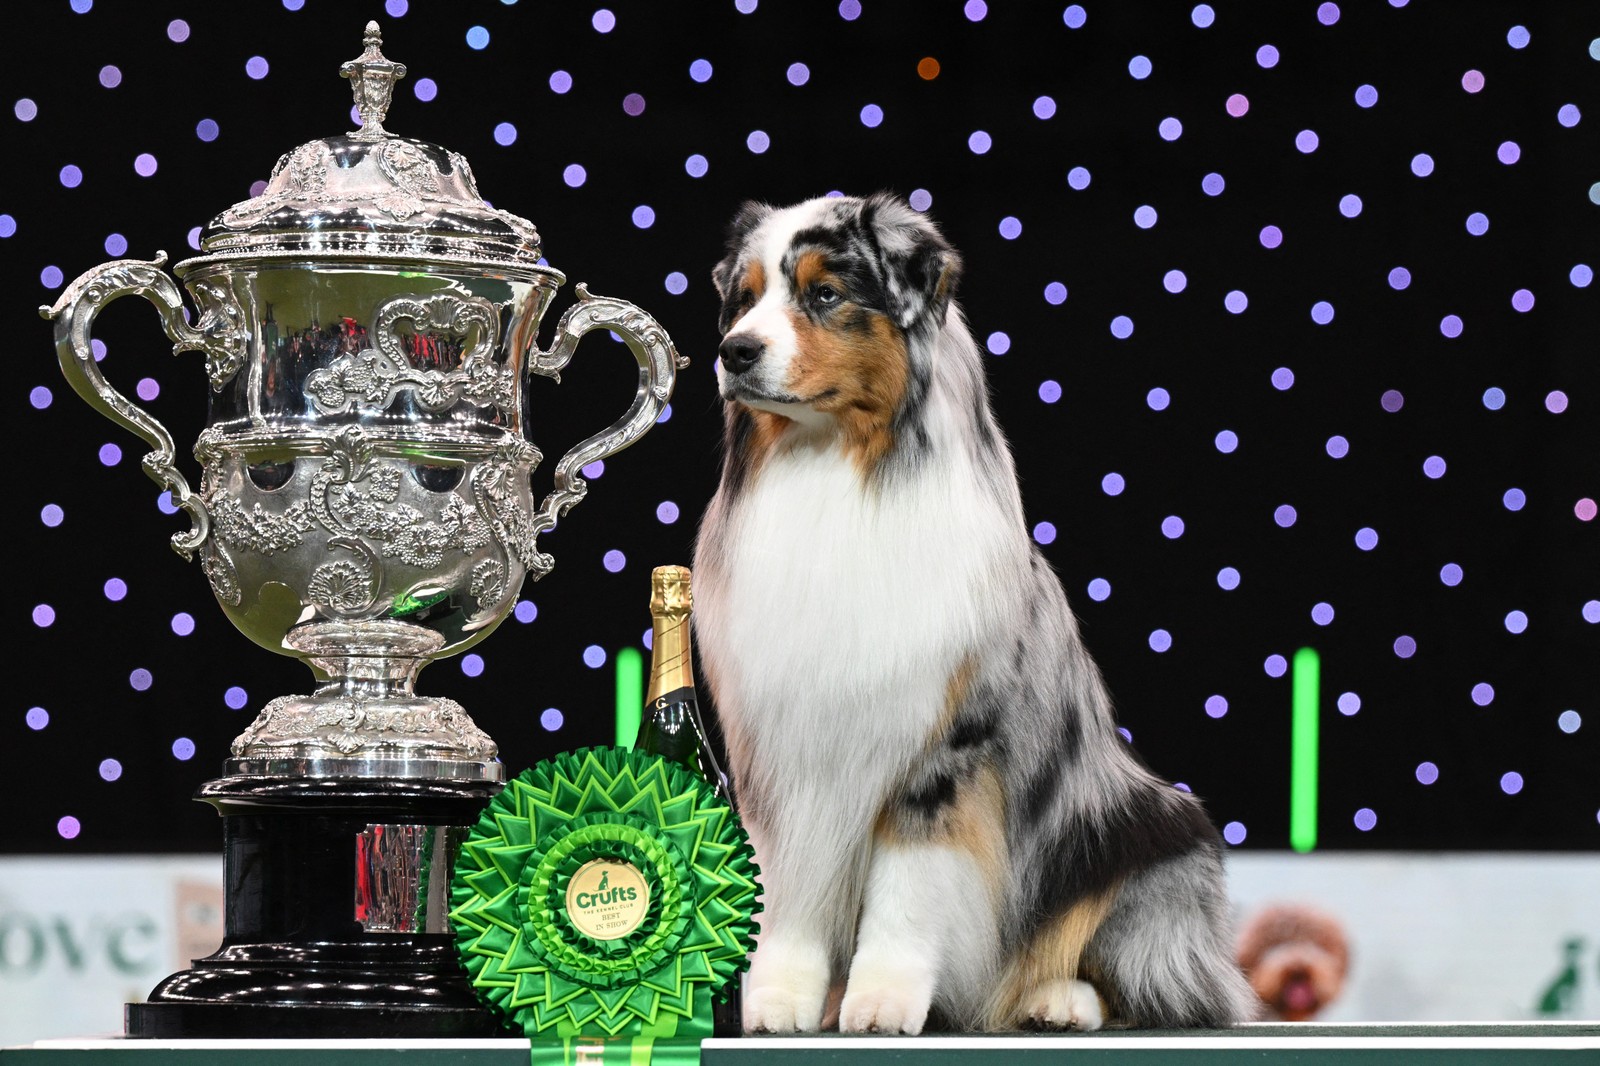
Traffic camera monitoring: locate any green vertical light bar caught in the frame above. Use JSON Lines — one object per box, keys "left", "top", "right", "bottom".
{"left": 1290, "top": 646, "right": 1320, "bottom": 853}
{"left": 615, "top": 647, "right": 644, "bottom": 748}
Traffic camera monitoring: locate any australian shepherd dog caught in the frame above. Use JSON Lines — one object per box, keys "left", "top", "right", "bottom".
{"left": 692, "top": 193, "right": 1252, "bottom": 1034}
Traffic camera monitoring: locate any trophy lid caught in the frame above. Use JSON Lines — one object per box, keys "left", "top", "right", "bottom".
{"left": 179, "top": 22, "right": 542, "bottom": 273}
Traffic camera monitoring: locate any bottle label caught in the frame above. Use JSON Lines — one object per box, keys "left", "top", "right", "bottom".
{"left": 565, "top": 858, "right": 651, "bottom": 941}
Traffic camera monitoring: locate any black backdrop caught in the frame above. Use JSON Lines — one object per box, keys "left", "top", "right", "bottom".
{"left": 7, "top": 0, "right": 1596, "bottom": 854}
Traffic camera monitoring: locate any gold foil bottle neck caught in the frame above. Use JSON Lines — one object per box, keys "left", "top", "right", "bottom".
{"left": 646, "top": 565, "right": 694, "bottom": 704}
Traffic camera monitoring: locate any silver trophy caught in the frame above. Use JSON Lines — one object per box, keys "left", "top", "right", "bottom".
{"left": 40, "top": 24, "right": 682, "bottom": 1036}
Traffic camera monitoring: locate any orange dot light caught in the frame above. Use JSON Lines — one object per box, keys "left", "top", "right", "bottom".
{"left": 917, "top": 56, "right": 941, "bottom": 80}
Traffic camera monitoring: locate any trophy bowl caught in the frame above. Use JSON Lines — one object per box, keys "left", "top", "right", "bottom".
{"left": 43, "top": 22, "right": 683, "bottom": 783}
{"left": 39, "top": 24, "right": 685, "bottom": 1035}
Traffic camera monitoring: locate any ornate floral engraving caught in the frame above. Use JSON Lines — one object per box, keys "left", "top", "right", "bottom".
{"left": 308, "top": 557, "right": 377, "bottom": 614}
{"left": 211, "top": 494, "right": 314, "bottom": 555}
{"left": 472, "top": 436, "right": 545, "bottom": 576}
{"left": 201, "top": 543, "right": 243, "bottom": 607}
{"left": 469, "top": 560, "right": 504, "bottom": 608}
{"left": 303, "top": 293, "right": 510, "bottom": 416}
{"left": 223, "top": 141, "right": 339, "bottom": 228}
{"left": 233, "top": 692, "right": 497, "bottom": 760}
{"left": 376, "top": 140, "right": 439, "bottom": 220}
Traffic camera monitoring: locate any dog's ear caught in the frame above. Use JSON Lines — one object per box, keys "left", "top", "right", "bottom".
{"left": 711, "top": 200, "right": 773, "bottom": 300}
{"left": 862, "top": 192, "right": 963, "bottom": 330}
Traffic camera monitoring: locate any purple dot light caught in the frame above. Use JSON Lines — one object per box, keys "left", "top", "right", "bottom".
{"left": 130, "top": 668, "right": 154, "bottom": 691}
{"left": 195, "top": 118, "right": 219, "bottom": 142}
{"left": 1217, "top": 567, "right": 1241, "bottom": 590}
{"left": 1161, "top": 515, "right": 1185, "bottom": 539}
{"left": 1159, "top": 117, "right": 1183, "bottom": 141}
{"left": 631, "top": 204, "right": 656, "bottom": 228}
{"left": 1295, "top": 129, "right": 1320, "bottom": 153}
{"left": 1471, "top": 682, "right": 1495, "bottom": 707}
{"left": 1462, "top": 69, "right": 1485, "bottom": 93}
{"left": 0, "top": 215, "right": 15, "bottom": 238}
{"left": 1044, "top": 281, "right": 1068, "bottom": 304}
{"left": 1388, "top": 266, "right": 1412, "bottom": 290}
{"left": 1087, "top": 578, "right": 1111, "bottom": 602}
{"left": 1272, "top": 366, "right": 1296, "bottom": 390}
{"left": 245, "top": 56, "right": 269, "bottom": 79}
{"left": 170, "top": 612, "right": 195, "bottom": 636}
{"left": 1147, "top": 387, "right": 1171, "bottom": 411}
{"left": 33, "top": 386, "right": 54, "bottom": 410}
{"left": 27, "top": 706, "right": 49, "bottom": 730}
{"left": 1223, "top": 822, "right": 1247, "bottom": 846}
{"left": 1033, "top": 96, "right": 1057, "bottom": 119}
{"left": 1274, "top": 504, "right": 1298, "bottom": 528}
{"left": 99, "top": 64, "right": 122, "bottom": 89}
{"left": 786, "top": 62, "right": 810, "bottom": 87}
{"left": 413, "top": 78, "right": 437, "bottom": 102}
{"left": 1227, "top": 94, "right": 1250, "bottom": 117}
{"left": 1355, "top": 84, "right": 1378, "bottom": 108}
{"left": 1423, "top": 455, "right": 1447, "bottom": 478}
{"left": 1215, "top": 430, "right": 1239, "bottom": 453}
{"left": 1149, "top": 629, "right": 1173, "bottom": 653}
{"left": 1557, "top": 104, "right": 1582, "bottom": 128}
{"left": 685, "top": 153, "right": 709, "bottom": 178}
{"left": 1317, "top": 2, "right": 1340, "bottom": 25}
{"left": 603, "top": 549, "right": 627, "bottom": 573}
{"left": 1575, "top": 499, "right": 1597, "bottom": 523}
{"left": 1326, "top": 435, "right": 1350, "bottom": 459}
{"left": 999, "top": 216, "right": 1022, "bottom": 239}
{"left": 167, "top": 18, "right": 190, "bottom": 42}
{"left": 860, "top": 104, "right": 884, "bottom": 128}
{"left": 1032, "top": 521, "right": 1057, "bottom": 545}
{"left": 99, "top": 758, "right": 122, "bottom": 782}
{"left": 1259, "top": 225, "right": 1283, "bottom": 248}
{"left": 493, "top": 122, "right": 518, "bottom": 145}
{"left": 1192, "top": 4, "right": 1215, "bottom": 29}
{"left": 1504, "top": 610, "right": 1528, "bottom": 634}
{"left": 1062, "top": 4, "right": 1085, "bottom": 28}
{"left": 1338, "top": 692, "right": 1361, "bottom": 716}
{"left": 1134, "top": 205, "right": 1158, "bottom": 229}
{"left": 99, "top": 442, "right": 122, "bottom": 466}
{"left": 1311, "top": 602, "right": 1335, "bottom": 626}
{"left": 1416, "top": 761, "right": 1439, "bottom": 785}
{"left": 746, "top": 130, "right": 770, "bottom": 153}
{"left": 1572, "top": 264, "right": 1594, "bottom": 288}
{"left": 104, "top": 577, "right": 127, "bottom": 601}
{"left": 41, "top": 504, "right": 64, "bottom": 527}
{"left": 1497, "top": 140, "right": 1521, "bottom": 165}
{"left": 665, "top": 271, "right": 687, "bottom": 295}
{"left": 654, "top": 500, "right": 681, "bottom": 525}
{"left": 550, "top": 70, "right": 574, "bottom": 93}
{"left": 1339, "top": 193, "right": 1363, "bottom": 217}
{"left": 1039, "top": 380, "right": 1062, "bottom": 403}
{"left": 1465, "top": 212, "right": 1490, "bottom": 236}
{"left": 57, "top": 816, "right": 81, "bottom": 841}
{"left": 513, "top": 599, "right": 540, "bottom": 625}
{"left": 985, "top": 331, "right": 1011, "bottom": 355}
{"left": 1067, "top": 166, "right": 1092, "bottom": 190}
{"left": 910, "top": 189, "right": 933, "bottom": 212}
{"left": 1559, "top": 710, "right": 1583, "bottom": 732}
{"left": 1439, "top": 314, "right": 1464, "bottom": 338}
{"left": 60, "top": 164, "right": 84, "bottom": 188}
{"left": 1257, "top": 44, "right": 1280, "bottom": 68}
{"left": 1110, "top": 315, "right": 1134, "bottom": 339}
{"left": 1355, "top": 527, "right": 1378, "bottom": 551}
{"left": 1264, "top": 654, "right": 1288, "bottom": 678}
{"left": 1163, "top": 269, "right": 1188, "bottom": 293}
{"left": 32, "top": 604, "right": 55, "bottom": 628}
{"left": 592, "top": 9, "right": 616, "bottom": 33}
{"left": 1311, "top": 301, "right": 1335, "bottom": 325}
{"left": 1411, "top": 153, "right": 1434, "bottom": 177}
{"left": 1223, "top": 290, "right": 1247, "bottom": 314}
{"left": 461, "top": 654, "right": 484, "bottom": 678}
{"left": 1512, "top": 289, "right": 1535, "bottom": 312}
{"left": 1394, "top": 635, "right": 1417, "bottom": 659}
{"left": 1500, "top": 771, "right": 1524, "bottom": 795}
{"left": 582, "top": 645, "right": 607, "bottom": 669}
{"left": 385, "top": 0, "right": 408, "bottom": 14}
{"left": 172, "top": 737, "right": 195, "bottom": 761}
{"left": 225, "top": 686, "right": 249, "bottom": 710}
{"left": 563, "top": 164, "right": 587, "bottom": 188}
{"left": 1382, "top": 389, "right": 1405, "bottom": 412}
{"left": 1353, "top": 807, "right": 1377, "bottom": 832}
{"left": 1129, "top": 55, "right": 1153, "bottom": 80}
{"left": 539, "top": 707, "right": 564, "bottom": 732}
{"left": 1440, "top": 562, "right": 1464, "bottom": 586}
{"left": 1545, "top": 390, "right": 1569, "bottom": 414}
{"left": 968, "top": 130, "right": 992, "bottom": 154}
{"left": 1507, "top": 25, "right": 1530, "bottom": 49}
{"left": 1102, "top": 473, "right": 1125, "bottom": 496}
{"left": 1205, "top": 695, "right": 1228, "bottom": 719}
{"left": 1202, "top": 172, "right": 1226, "bottom": 196}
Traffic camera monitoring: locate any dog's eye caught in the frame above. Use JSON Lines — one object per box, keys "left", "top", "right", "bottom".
{"left": 813, "top": 285, "right": 842, "bottom": 306}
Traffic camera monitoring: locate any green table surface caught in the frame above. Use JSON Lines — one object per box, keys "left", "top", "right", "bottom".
{"left": 3, "top": 1025, "right": 1597, "bottom": 1065}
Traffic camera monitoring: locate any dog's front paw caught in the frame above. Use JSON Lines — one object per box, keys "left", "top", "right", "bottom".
{"left": 1022, "top": 978, "right": 1105, "bottom": 1032}
{"left": 744, "top": 982, "right": 828, "bottom": 1033}
{"left": 839, "top": 974, "right": 934, "bottom": 1035}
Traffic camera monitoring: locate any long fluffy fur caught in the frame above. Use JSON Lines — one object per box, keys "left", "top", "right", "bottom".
{"left": 694, "top": 193, "right": 1253, "bottom": 1033}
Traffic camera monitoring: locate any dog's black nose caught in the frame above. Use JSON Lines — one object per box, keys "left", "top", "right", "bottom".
{"left": 719, "top": 335, "right": 765, "bottom": 375}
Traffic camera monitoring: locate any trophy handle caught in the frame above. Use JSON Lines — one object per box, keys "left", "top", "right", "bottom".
{"left": 523, "top": 283, "right": 686, "bottom": 579}
{"left": 39, "top": 253, "right": 238, "bottom": 559}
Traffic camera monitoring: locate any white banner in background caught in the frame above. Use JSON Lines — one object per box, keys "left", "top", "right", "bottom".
{"left": 0, "top": 852, "right": 1595, "bottom": 1044}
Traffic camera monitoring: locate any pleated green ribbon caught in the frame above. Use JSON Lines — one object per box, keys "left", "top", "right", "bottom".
{"left": 451, "top": 747, "right": 760, "bottom": 1066}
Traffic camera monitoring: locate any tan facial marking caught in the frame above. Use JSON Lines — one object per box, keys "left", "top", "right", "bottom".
{"left": 783, "top": 293, "right": 909, "bottom": 476}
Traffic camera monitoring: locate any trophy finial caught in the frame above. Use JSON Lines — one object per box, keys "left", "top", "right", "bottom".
{"left": 341, "top": 20, "right": 406, "bottom": 142}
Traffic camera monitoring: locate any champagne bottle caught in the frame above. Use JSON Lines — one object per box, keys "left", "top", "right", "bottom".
{"left": 636, "top": 565, "right": 740, "bottom": 1034}
{"left": 636, "top": 565, "right": 731, "bottom": 799}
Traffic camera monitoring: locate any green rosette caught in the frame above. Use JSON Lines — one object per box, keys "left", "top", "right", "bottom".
{"left": 451, "top": 746, "right": 760, "bottom": 1066}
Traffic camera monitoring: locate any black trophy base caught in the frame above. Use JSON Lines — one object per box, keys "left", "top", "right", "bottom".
{"left": 125, "top": 774, "right": 510, "bottom": 1039}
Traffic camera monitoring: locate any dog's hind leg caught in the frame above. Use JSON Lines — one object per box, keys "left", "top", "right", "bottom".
{"left": 986, "top": 887, "right": 1119, "bottom": 1031}
{"left": 839, "top": 765, "right": 1005, "bottom": 1034}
